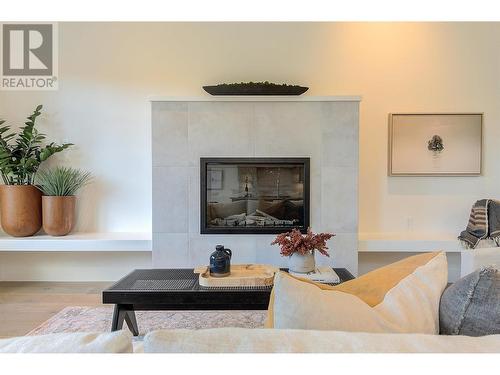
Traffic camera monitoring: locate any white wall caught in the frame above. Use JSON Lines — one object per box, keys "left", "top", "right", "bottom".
{"left": 0, "top": 23, "right": 499, "bottom": 279}
{"left": 2, "top": 22, "right": 499, "bottom": 235}
{"left": 0, "top": 252, "right": 151, "bottom": 281}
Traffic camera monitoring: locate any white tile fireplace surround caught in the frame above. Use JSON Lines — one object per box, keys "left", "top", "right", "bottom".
{"left": 151, "top": 97, "right": 360, "bottom": 274}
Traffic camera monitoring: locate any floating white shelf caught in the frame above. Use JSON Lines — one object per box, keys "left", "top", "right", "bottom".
{"left": 358, "top": 232, "right": 468, "bottom": 253}
{"left": 1, "top": 231, "right": 480, "bottom": 254}
{"left": 0, "top": 232, "right": 152, "bottom": 252}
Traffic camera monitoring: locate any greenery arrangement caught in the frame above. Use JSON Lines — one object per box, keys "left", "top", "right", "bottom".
{"left": 0, "top": 105, "right": 73, "bottom": 185}
{"left": 215, "top": 81, "right": 306, "bottom": 89}
{"left": 203, "top": 81, "right": 309, "bottom": 95}
{"left": 37, "top": 167, "right": 92, "bottom": 196}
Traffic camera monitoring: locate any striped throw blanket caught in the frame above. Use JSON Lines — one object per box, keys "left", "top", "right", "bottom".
{"left": 459, "top": 199, "right": 500, "bottom": 248}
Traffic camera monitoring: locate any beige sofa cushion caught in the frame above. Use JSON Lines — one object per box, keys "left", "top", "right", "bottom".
{"left": 144, "top": 327, "right": 500, "bottom": 353}
{"left": 268, "top": 252, "right": 448, "bottom": 334}
{"left": 0, "top": 331, "right": 132, "bottom": 353}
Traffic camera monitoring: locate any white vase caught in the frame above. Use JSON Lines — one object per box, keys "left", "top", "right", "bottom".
{"left": 289, "top": 251, "right": 316, "bottom": 273}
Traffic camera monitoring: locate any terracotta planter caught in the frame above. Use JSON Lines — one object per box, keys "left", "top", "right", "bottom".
{"left": 42, "top": 196, "right": 76, "bottom": 236}
{"left": 0, "top": 185, "right": 42, "bottom": 237}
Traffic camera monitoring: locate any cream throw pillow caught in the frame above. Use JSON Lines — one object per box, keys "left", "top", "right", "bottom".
{"left": 271, "top": 252, "right": 448, "bottom": 334}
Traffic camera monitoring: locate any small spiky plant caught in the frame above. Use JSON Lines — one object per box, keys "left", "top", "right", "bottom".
{"left": 36, "top": 167, "right": 92, "bottom": 196}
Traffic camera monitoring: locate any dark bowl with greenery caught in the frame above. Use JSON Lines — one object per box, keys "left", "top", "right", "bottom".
{"left": 203, "top": 81, "right": 309, "bottom": 96}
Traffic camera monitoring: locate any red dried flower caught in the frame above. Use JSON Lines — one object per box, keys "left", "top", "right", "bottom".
{"left": 270, "top": 227, "right": 334, "bottom": 257}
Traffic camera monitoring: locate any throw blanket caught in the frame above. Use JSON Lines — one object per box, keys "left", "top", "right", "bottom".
{"left": 459, "top": 199, "right": 500, "bottom": 248}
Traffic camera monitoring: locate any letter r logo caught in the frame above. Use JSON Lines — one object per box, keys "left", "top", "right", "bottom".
{"left": 2, "top": 24, "right": 53, "bottom": 76}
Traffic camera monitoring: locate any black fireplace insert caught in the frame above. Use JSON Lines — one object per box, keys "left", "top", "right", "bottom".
{"left": 200, "top": 157, "right": 310, "bottom": 234}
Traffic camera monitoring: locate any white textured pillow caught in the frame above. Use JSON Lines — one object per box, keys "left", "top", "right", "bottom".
{"left": 0, "top": 331, "right": 133, "bottom": 353}
{"left": 272, "top": 252, "right": 448, "bottom": 334}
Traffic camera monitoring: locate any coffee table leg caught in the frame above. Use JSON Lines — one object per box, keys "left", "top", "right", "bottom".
{"left": 111, "top": 304, "right": 139, "bottom": 336}
{"left": 124, "top": 310, "right": 139, "bottom": 336}
{"left": 111, "top": 304, "right": 125, "bottom": 332}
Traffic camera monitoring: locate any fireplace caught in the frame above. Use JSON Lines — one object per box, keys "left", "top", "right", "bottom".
{"left": 200, "top": 157, "right": 310, "bottom": 234}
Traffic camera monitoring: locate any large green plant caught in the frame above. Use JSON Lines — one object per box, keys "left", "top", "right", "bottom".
{"left": 0, "top": 105, "right": 72, "bottom": 185}
{"left": 37, "top": 167, "right": 92, "bottom": 196}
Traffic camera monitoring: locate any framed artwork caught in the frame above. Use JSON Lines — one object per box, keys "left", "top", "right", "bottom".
{"left": 388, "top": 113, "right": 483, "bottom": 176}
{"left": 207, "top": 169, "right": 223, "bottom": 189}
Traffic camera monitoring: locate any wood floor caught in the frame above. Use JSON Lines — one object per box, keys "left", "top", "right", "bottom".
{"left": 0, "top": 282, "right": 111, "bottom": 339}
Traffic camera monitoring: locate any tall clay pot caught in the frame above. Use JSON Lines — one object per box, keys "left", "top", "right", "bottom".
{"left": 42, "top": 196, "right": 76, "bottom": 236}
{"left": 0, "top": 185, "right": 42, "bottom": 237}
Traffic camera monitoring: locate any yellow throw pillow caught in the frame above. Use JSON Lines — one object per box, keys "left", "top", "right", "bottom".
{"left": 266, "top": 252, "right": 448, "bottom": 334}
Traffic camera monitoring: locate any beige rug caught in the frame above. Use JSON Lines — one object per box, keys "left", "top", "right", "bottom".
{"left": 27, "top": 306, "right": 267, "bottom": 337}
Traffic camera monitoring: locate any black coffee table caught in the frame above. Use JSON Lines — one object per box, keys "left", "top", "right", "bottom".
{"left": 102, "top": 268, "right": 354, "bottom": 335}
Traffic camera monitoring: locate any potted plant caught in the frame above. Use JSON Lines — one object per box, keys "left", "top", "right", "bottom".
{"left": 36, "top": 167, "right": 92, "bottom": 236}
{"left": 271, "top": 228, "right": 334, "bottom": 273}
{"left": 0, "top": 105, "right": 72, "bottom": 236}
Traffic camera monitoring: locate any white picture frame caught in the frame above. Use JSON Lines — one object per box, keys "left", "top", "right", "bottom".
{"left": 388, "top": 113, "right": 483, "bottom": 176}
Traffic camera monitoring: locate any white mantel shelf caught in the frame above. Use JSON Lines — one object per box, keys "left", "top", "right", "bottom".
{"left": 359, "top": 233, "right": 468, "bottom": 253}
{"left": 0, "top": 232, "right": 152, "bottom": 252}
{"left": 150, "top": 95, "right": 362, "bottom": 102}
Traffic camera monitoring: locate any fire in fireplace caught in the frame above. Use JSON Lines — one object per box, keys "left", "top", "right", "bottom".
{"left": 200, "top": 158, "right": 310, "bottom": 234}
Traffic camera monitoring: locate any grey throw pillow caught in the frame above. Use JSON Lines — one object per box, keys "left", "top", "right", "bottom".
{"left": 440, "top": 266, "right": 500, "bottom": 336}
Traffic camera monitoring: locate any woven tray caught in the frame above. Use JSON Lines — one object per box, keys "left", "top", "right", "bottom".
{"left": 194, "top": 264, "right": 279, "bottom": 287}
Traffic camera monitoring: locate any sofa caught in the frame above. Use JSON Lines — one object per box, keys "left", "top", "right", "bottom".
{"left": 1, "top": 327, "right": 500, "bottom": 353}
{"left": 1, "top": 251, "right": 499, "bottom": 353}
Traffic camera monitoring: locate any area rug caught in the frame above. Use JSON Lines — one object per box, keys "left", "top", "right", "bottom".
{"left": 27, "top": 306, "right": 267, "bottom": 338}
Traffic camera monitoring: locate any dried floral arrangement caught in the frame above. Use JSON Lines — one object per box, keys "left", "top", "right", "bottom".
{"left": 271, "top": 228, "right": 334, "bottom": 257}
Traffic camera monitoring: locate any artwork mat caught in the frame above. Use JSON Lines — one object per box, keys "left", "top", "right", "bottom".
{"left": 388, "top": 113, "right": 483, "bottom": 176}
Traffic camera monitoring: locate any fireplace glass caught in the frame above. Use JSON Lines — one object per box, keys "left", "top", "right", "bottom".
{"left": 200, "top": 158, "right": 310, "bottom": 234}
